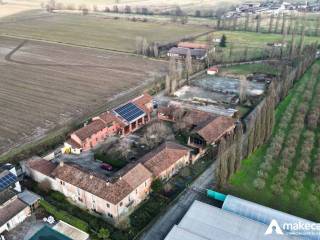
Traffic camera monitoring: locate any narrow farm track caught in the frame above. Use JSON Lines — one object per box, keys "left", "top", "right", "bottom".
{"left": 0, "top": 36, "right": 168, "bottom": 155}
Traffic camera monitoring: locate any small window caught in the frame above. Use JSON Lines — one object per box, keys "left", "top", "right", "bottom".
{"left": 136, "top": 189, "right": 138, "bottom": 194}
{"left": 106, "top": 203, "right": 110, "bottom": 208}
{"left": 108, "top": 213, "right": 113, "bottom": 218}
{"left": 119, "top": 202, "right": 123, "bottom": 207}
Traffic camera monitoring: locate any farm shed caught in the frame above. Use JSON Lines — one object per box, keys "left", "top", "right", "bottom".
{"left": 188, "top": 116, "right": 236, "bottom": 149}
{"left": 177, "top": 42, "right": 208, "bottom": 49}
{"left": 167, "top": 47, "right": 207, "bottom": 60}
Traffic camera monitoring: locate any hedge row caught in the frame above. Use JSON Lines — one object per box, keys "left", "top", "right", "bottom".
{"left": 39, "top": 199, "right": 89, "bottom": 232}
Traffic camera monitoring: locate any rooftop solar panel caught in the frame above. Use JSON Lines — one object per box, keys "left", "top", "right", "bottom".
{"left": 0, "top": 172, "right": 17, "bottom": 191}
{"left": 114, "top": 102, "right": 145, "bottom": 123}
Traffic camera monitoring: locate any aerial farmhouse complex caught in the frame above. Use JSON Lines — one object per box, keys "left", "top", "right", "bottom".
{"left": 2, "top": 0, "right": 320, "bottom": 239}
{"left": 25, "top": 83, "right": 238, "bottom": 225}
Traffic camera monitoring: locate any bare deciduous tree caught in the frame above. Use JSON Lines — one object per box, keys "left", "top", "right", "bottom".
{"left": 39, "top": 179, "right": 52, "bottom": 193}
{"left": 142, "top": 38, "right": 149, "bottom": 56}
{"left": 135, "top": 36, "right": 143, "bottom": 54}
{"left": 186, "top": 49, "right": 192, "bottom": 83}
{"left": 153, "top": 42, "right": 159, "bottom": 57}
{"left": 165, "top": 75, "right": 171, "bottom": 95}
{"left": 141, "top": 121, "right": 173, "bottom": 148}
{"left": 239, "top": 76, "right": 248, "bottom": 103}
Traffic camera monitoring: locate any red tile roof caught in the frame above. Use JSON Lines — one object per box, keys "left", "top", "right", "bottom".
{"left": 141, "top": 142, "right": 190, "bottom": 177}
{"left": 122, "top": 163, "right": 152, "bottom": 190}
{"left": 46, "top": 162, "right": 152, "bottom": 205}
{"left": 98, "top": 112, "right": 125, "bottom": 127}
{"left": 132, "top": 93, "right": 153, "bottom": 113}
{"left": 27, "top": 142, "right": 189, "bottom": 205}
{"left": 183, "top": 109, "right": 217, "bottom": 128}
{"left": 0, "top": 197, "right": 29, "bottom": 226}
{"left": 178, "top": 42, "right": 208, "bottom": 49}
{"left": 27, "top": 158, "right": 57, "bottom": 176}
{"left": 208, "top": 66, "right": 219, "bottom": 72}
{"left": 73, "top": 119, "right": 106, "bottom": 141}
{"left": 194, "top": 116, "right": 235, "bottom": 144}
{"left": 66, "top": 138, "right": 82, "bottom": 149}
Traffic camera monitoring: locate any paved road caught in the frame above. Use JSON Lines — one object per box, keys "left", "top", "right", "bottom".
{"left": 139, "top": 161, "right": 217, "bottom": 240}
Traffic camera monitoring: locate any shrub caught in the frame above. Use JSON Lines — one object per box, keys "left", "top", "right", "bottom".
{"left": 163, "top": 182, "right": 173, "bottom": 193}
{"left": 253, "top": 178, "right": 266, "bottom": 190}
{"left": 97, "top": 228, "right": 110, "bottom": 240}
{"left": 39, "top": 179, "right": 52, "bottom": 193}
{"left": 130, "top": 195, "right": 168, "bottom": 232}
{"left": 260, "top": 161, "right": 272, "bottom": 171}
{"left": 290, "top": 190, "right": 300, "bottom": 199}
{"left": 309, "top": 195, "right": 318, "bottom": 206}
{"left": 39, "top": 200, "right": 89, "bottom": 232}
{"left": 50, "top": 191, "right": 66, "bottom": 202}
{"left": 297, "top": 161, "right": 309, "bottom": 173}
{"left": 282, "top": 158, "right": 293, "bottom": 168}
{"left": 151, "top": 179, "right": 164, "bottom": 193}
{"left": 257, "top": 170, "right": 268, "bottom": 179}
{"left": 271, "top": 184, "right": 283, "bottom": 195}
{"left": 94, "top": 152, "right": 127, "bottom": 168}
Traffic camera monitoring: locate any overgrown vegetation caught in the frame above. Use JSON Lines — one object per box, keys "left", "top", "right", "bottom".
{"left": 94, "top": 152, "right": 127, "bottom": 169}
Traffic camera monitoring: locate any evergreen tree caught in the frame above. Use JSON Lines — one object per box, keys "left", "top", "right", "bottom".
{"left": 219, "top": 34, "right": 227, "bottom": 47}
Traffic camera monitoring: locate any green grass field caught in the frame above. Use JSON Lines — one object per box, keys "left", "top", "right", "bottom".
{"left": 220, "top": 63, "right": 280, "bottom": 76}
{"left": 196, "top": 31, "right": 319, "bottom": 48}
{"left": 0, "top": 12, "right": 210, "bottom": 52}
{"left": 227, "top": 61, "right": 320, "bottom": 222}
{"left": 196, "top": 31, "right": 319, "bottom": 63}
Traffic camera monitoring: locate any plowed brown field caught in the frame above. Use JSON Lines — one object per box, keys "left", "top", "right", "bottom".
{"left": 0, "top": 36, "right": 167, "bottom": 154}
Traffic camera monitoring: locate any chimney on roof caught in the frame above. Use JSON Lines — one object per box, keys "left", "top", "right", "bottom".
{"left": 106, "top": 182, "right": 110, "bottom": 186}
{"left": 59, "top": 161, "right": 64, "bottom": 167}
{"left": 90, "top": 175, "right": 93, "bottom": 179}
{"left": 119, "top": 176, "right": 122, "bottom": 180}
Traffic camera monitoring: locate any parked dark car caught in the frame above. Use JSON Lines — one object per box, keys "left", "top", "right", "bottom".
{"left": 100, "top": 163, "right": 113, "bottom": 171}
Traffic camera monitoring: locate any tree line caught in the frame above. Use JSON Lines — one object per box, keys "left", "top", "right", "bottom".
{"left": 214, "top": 42, "right": 318, "bottom": 188}
{"left": 216, "top": 13, "right": 320, "bottom": 37}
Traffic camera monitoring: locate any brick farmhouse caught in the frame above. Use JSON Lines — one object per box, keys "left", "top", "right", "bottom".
{"left": 63, "top": 93, "right": 153, "bottom": 153}
{"left": 25, "top": 142, "right": 191, "bottom": 224}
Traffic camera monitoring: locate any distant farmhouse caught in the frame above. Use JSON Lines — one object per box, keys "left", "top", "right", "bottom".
{"left": 177, "top": 42, "right": 208, "bottom": 50}
{"left": 167, "top": 41, "right": 208, "bottom": 60}
{"left": 167, "top": 47, "right": 207, "bottom": 60}
{"left": 225, "top": 0, "right": 320, "bottom": 17}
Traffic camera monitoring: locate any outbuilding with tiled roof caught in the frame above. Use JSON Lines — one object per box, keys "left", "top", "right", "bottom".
{"left": 188, "top": 116, "right": 236, "bottom": 149}
{"left": 141, "top": 142, "right": 191, "bottom": 180}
